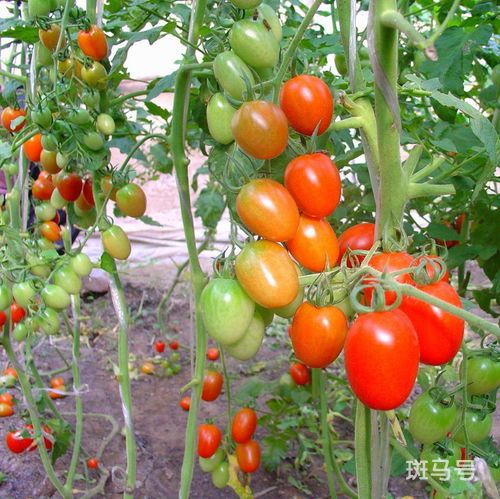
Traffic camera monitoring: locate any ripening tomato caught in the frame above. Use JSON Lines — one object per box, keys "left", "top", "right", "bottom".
{"left": 400, "top": 281, "right": 464, "bottom": 365}
{"left": 77, "top": 25, "right": 108, "bottom": 61}
{"left": 32, "top": 177, "right": 55, "bottom": 201}
{"left": 3, "top": 367, "right": 17, "bottom": 379}
{"left": 337, "top": 223, "right": 376, "bottom": 266}
{"left": 49, "top": 385, "right": 66, "bottom": 399}
{"left": 179, "top": 396, "right": 191, "bottom": 411}
{"left": 201, "top": 278, "right": 255, "bottom": 346}
{"left": 10, "top": 302, "right": 26, "bottom": 323}
{"left": 344, "top": 309, "right": 420, "bottom": 410}
{"left": 81, "top": 61, "right": 108, "bottom": 89}
{"left": 87, "top": 458, "right": 99, "bottom": 469}
{"left": 290, "top": 303, "right": 348, "bottom": 368}
{"left": 232, "top": 101, "right": 288, "bottom": 160}
{"left": 280, "top": 75, "right": 333, "bottom": 135}
{"left": 40, "top": 221, "right": 61, "bottom": 242}
{"left": 225, "top": 312, "right": 265, "bottom": 361}
{"left": 140, "top": 362, "right": 154, "bottom": 375}
{"left": 155, "top": 341, "right": 166, "bottom": 353}
{"left": 289, "top": 362, "right": 310, "bottom": 385}
{"left": 39, "top": 24, "right": 64, "bottom": 51}
{"left": 236, "top": 179, "right": 299, "bottom": 242}
{"left": 82, "top": 179, "right": 95, "bottom": 206}
{"left": 235, "top": 240, "right": 299, "bottom": 309}
{"left": 57, "top": 172, "right": 83, "bottom": 202}
{"left": 198, "top": 424, "right": 222, "bottom": 458}
{"left": 75, "top": 192, "right": 94, "bottom": 212}
{"left": 236, "top": 440, "right": 261, "bottom": 473}
{"left": 284, "top": 153, "right": 341, "bottom": 218}
{"left": 232, "top": 408, "right": 257, "bottom": 444}
{"left": 206, "top": 348, "right": 220, "bottom": 361}
{"left": 40, "top": 150, "right": 60, "bottom": 174}
{"left": 100, "top": 175, "right": 117, "bottom": 201}
{"left": 2, "top": 107, "right": 26, "bottom": 133}
{"left": 466, "top": 356, "right": 500, "bottom": 395}
{"left": 5, "top": 429, "right": 34, "bottom": 453}
{"left": 408, "top": 391, "right": 458, "bottom": 444}
{"left": 0, "top": 393, "right": 13, "bottom": 405}
{"left": 23, "top": 133, "right": 43, "bottom": 162}
{"left": 0, "top": 403, "right": 14, "bottom": 417}
{"left": 287, "top": 215, "right": 339, "bottom": 272}
{"left": 364, "top": 252, "right": 414, "bottom": 305}
{"left": 202, "top": 371, "right": 223, "bottom": 402}
{"left": 116, "top": 184, "right": 147, "bottom": 218}
{"left": 101, "top": 226, "right": 131, "bottom": 260}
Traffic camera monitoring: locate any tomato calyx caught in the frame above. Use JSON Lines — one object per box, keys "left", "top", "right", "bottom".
{"left": 411, "top": 254, "right": 448, "bottom": 285}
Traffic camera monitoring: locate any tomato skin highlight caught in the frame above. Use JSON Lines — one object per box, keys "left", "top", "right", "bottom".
{"left": 202, "top": 371, "right": 223, "bottom": 402}
{"left": 280, "top": 75, "right": 333, "bottom": 135}
{"left": 236, "top": 440, "right": 261, "bottom": 473}
{"left": 236, "top": 179, "right": 299, "bottom": 242}
{"left": 198, "top": 424, "right": 222, "bottom": 458}
{"left": 232, "top": 101, "right": 288, "bottom": 160}
{"left": 2, "top": 107, "right": 26, "bottom": 133}
{"left": 408, "top": 391, "right": 458, "bottom": 444}
{"left": 232, "top": 408, "right": 257, "bottom": 444}
{"left": 337, "top": 223, "right": 376, "bottom": 266}
{"left": 77, "top": 25, "right": 108, "bottom": 61}
{"left": 289, "top": 362, "right": 310, "bottom": 385}
{"left": 235, "top": 240, "right": 299, "bottom": 309}
{"left": 290, "top": 303, "right": 348, "bottom": 368}
{"left": 344, "top": 309, "right": 420, "bottom": 410}
{"left": 399, "top": 281, "right": 464, "bottom": 366}
{"left": 23, "top": 133, "right": 43, "bottom": 162}
{"left": 284, "top": 153, "right": 341, "bottom": 218}
{"left": 287, "top": 215, "right": 339, "bottom": 273}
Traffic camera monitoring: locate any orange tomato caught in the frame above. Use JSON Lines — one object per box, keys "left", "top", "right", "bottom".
{"left": 287, "top": 215, "right": 339, "bottom": 272}
{"left": 77, "top": 25, "right": 108, "bottom": 61}
{"left": 1, "top": 107, "right": 26, "bottom": 133}
{"left": 40, "top": 221, "right": 61, "bottom": 242}
{"left": 23, "top": 133, "right": 43, "bottom": 162}
{"left": 40, "top": 150, "right": 61, "bottom": 174}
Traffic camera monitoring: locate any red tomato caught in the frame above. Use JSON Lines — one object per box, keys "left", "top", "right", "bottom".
{"left": 364, "top": 252, "right": 414, "bottom": 305}
{"left": 0, "top": 393, "right": 14, "bottom": 405}
{"left": 337, "top": 223, "right": 376, "bottom": 266}
{"left": 280, "top": 75, "right": 333, "bottom": 135}
{"left": 87, "top": 457, "right": 99, "bottom": 469}
{"left": 1, "top": 107, "right": 26, "bottom": 133}
{"left": 289, "top": 362, "right": 310, "bottom": 385}
{"left": 232, "top": 408, "right": 257, "bottom": 444}
{"left": 82, "top": 179, "right": 95, "bottom": 206}
{"left": 290, "top": 303, "right": 348, "bottom": 368}
{"left": 198, "top": 424, "right": 222, "bottom": 458}
{"left": 154, "top": 341, "right": 166, "bottom": 353}
{"left": 399, "top": 281, "right": 464, "bottom": 365}
{"left": 236, "top": 440, "right": 261, "bottom": 473}
{"left": 206, "top": 348, "right": 220, "bottom": 361}
{"left": 231, "top": 100, "right": 288, "bottom": 160}
{"left": 32, "top": 177, "right": 55, "bottom": 201}
{"left": 0, "top": 311, "right": 6, "bottom": 328}
{"left": 454, "top": 214, "right": 466, "bottom": 233}
{"left": 284, "top": 153, "right": 341, "bottom": 217}
{"left": 40, "top": 221, "right": 61, "bottom": 242}
{"left": 77, "top": 25, "right": 108, "bottom": 61}
{"left": 23, "top": 134, "right": 43, "bottom": 162}
{"left": 169, "top": 340, "right": 179, "bottom": 350}
{"left": 75, "top": 192, "right": 94, "bottom": 212}
{"left": 202, "top": 371, "right": 223, "bottom": 402}
{"left": 57, "top": 172, "right": 83, "bottom": 202}
{"left": 5, "top": 429, "right": 33, "bottom": 453}
{"left": 287, "top": 215, "right": 339, "bottom": 272}
{"left": 236, "top": 179, "right": 299, "bottom": 242}
{"left": 344, "top": 309, "right": 419, "bottom": 410}
{"left": 10, "top": 302, "right": 26, "bottom": 323}
{"left": 179, "top": 396, "right": 191, "bottom": 411}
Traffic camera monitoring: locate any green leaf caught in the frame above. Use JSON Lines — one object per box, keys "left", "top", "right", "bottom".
{"left": 194, "top": 186, "right": 225, "bottom": 229}
{"left": 100, "top": 253, "right": 117, "bottom": 273}
{"left": 144, "top": 101, "right": 170, "bottom": 121}
{"left": 427, "top": 222, "right": 459, "bottom": 241}
{"left": 147, "top": 73, "right": 177, "bottom": 101}
{"left": 139, "top": 215, "right": 162, "bottom": 227}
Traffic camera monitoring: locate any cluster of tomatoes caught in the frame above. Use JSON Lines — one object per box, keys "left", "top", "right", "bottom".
{"left": 5, "top": 423, "right": 53, "bottom": 454}
{"left": 140, "top": 340, "right": 182, "bottom": 377}
{"left": 0, "top": 390, "right": 15, "bottom": 418}
{"left": 48, "top": 375, "right": 67, "bottom": 399}
{"left": 198, "top": 407, "right": 260, "bottom": 489}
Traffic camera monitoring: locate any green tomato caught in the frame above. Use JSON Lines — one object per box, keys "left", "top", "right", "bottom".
{"left": 27, "top": 255, "right": 51, "bottom": 278}
{"left": 213, "top": 51, "right": 256, "bottom": 100}
{"left": 12, "top": 282, "right": 37, "bottom": 309}
{"left": 165, "top": 367, "right": 174, "bottom": 377}
{"left": 41, "top": 284, "right": 71, "bottom": 311}
{"left": 230, "top": 0, "right": 261, "bottom": 8}
{"left": 56, "top": 152, "right": 69, "bottom": 169}
{"left": 206, "top": 93, "right": 236, "bottom": 145}
{"left": 256, "top": 4, "right": 282, "bottom": 42}
{"left": 4, "top": 163, "right": 18, "bottom": 176}
{"left": 41, "top": 134, "right": 58, "bottom": 152}
{"left": 96, "top": 114, "right": 116, "bottom": 135}
{"left": 35, "top": 203, "right": 57, "bottom": 222}
{"left": 69, "top": 109, "right": 91, "bottom": 126}
{"left": 255, "top": 304, "right": 273, "bottom": 326}
{"left": 101, "top": 226, "right": 131, "bottom": 260}
{"left": 54, "top": 265, "right": 82, "bottom": 295}
{"left": 28, "top": 0, "right": 52, "bottom": 18}
{"left": 454, "top": 411, "right": 493, "bottom": 444}
{"left": 200, "top": 278, "right": 255, "bottom": 346}
{"left": 71, "top": 253, "right": 93, "bottom": 277}
{"left": 229, "top": 19, "right": 280, "bottom": 69}
{"left": 420, "top": 442, "right": 461, "bottom": 481}
{"left": 38, "top": 308, "right": 60, "bottom": 335}
{"left": 171, "top": 363, "right": 181, "bottom": 374}
{"left": 199, "top": 447, "right": 225, "bottom": 472}
{"left": 0, "top": 285, "right": 12, "bottom": 310}
{"left": 36, "top": 43, "right": 53, "bottom": 67}
{"left": 409, "top": 391, "right": 458, "bottom": 445}
{"left": 31, "top": 108, "right": 53, "bottom": 129}
{"left": 466, "top": 356, "right": 499, "bottom": 395}
{"left": 38, "top": 237, "right": 55, "bottom": 251}
{"left": 82, "top": 91, "right": 100, "bottom": 108}
{"left": 83, "top": 132, "right": 105, "bottom": 151}
{"left": 271, "top": 286, "right": 304, "bottom": 318}
{"left": 225, "top": 311, "right": 264, "bottom": 361}
{"left": 50, "top": 188, "right": 68, "bottom": 209}
{"left": 334, "top": 53, "right": 347, "bottom": 76}
{"left": 211, "top": 462, "right": 229, "bottom": 489}
{"left": 13, "top": 323, "right": 28, "bottom": 342}
{"left": 81, "top": 62, "right": 108, "bottom": 89}
{"left": 170, "top": 352, "right": 180, "bottom": 363}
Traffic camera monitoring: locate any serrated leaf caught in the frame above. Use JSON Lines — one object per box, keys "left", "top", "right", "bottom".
{"left": 139, "top": 215, "right": 162, "bottom": 227}
{"left": 147, "top": 73, "right": 177, "bottom": 101}
{"left": 144, "top": 101, "right": 170, "bottom": 121}
{"left": 194, "top": 186, "right": 225, "bottom": 229}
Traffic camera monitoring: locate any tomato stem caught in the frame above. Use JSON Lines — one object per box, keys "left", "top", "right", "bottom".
{"left": 354, "top": 401, "right": 372, "bottom": 498}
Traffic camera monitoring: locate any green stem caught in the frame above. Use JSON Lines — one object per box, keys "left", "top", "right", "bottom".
{"left": 428, "top": 0, "right": 462, "bottom": 44}
{"left": 407, "top": 182, "right": 455, "bottom": 199}
{"left": 220, "top": 349, "right": 232, "bottom": 436}
{"left": 109, "top": 90, "right": 149, "bottom": 107}
{"left": 411, "top": 156, "right": 446, "bottom": 182}
{"left": 327, "top": 116, "right": 363, "bottom": 132}
{"left": 118, "top": 133, "right": 168, "bottom": 173}
{"left": 0, "top": 69, "right": 27, "bottom": 83}
{"left": 380, "top": 10, "right": 428, "bottom": 49}
{"left": 315, "top": 369, "right": 337, "bottom": 499}
{"left": 402, "top": 144, "right": 424, "bottom": 176}
{"left": 354, "top": 401, "right": 372, "bottom": 498}
{"left": 86, "top": 0, "right": 97, "bottom": 24}
{"left": 459, "top": 346, "right": 470, "bottom": 459}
